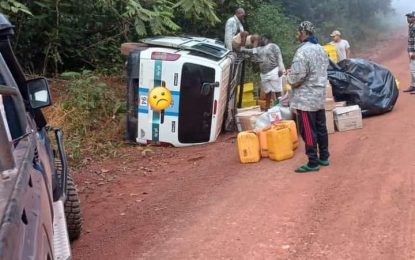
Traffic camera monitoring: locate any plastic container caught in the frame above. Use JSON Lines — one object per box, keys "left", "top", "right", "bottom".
{"left": 266, "top": 126, "right": 294, "bottom": 161}
{"left": 256, "top": 127, "right": 271, "bottom": 158}
{"left": 241, "top": 100, "right": 257, "bottom": 108}
{"left": 237, "top": 131, "right": 261, "bottom": 163}
{"left": 323, "top": 44, "right": 338, "bottom": 63}
{"left": 275, "top": 120, "right": 299, "bottom": 149}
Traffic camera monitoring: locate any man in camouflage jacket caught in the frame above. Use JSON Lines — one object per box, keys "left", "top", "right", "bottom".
{"left": 287, "top": 21, "right": 330, "bottom": 173}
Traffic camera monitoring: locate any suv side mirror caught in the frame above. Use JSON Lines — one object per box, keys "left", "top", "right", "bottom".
{"left": 27, "top": 77, "right": 52, "bottom": 109}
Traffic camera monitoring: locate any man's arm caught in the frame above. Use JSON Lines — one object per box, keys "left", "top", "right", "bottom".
{"left": 345, "top": 40, "right": 351, "bottom": 59}
{"left": 287, "top": 53, "right": 307, "bottom": 88}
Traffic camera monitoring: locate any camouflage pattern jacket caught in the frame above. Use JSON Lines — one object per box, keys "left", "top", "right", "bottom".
{"left": 288, "top": 41, "right": 329, "bottom": 112}
{"left": 253, "top": 43, "right": 285, "bottom": 74}
{"left": 409, "top": 22, "right": 415, "bottom": 54}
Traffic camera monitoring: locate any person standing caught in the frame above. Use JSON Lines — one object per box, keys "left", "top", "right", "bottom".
{"left": 224, "top": 8, "right": 246, "bottom": 51}
{"left": 330, "top": 30, "right": 350, "bottom": 62}
{"left": 287, "top": 21, "right": 330, "bottom": 173}
{"left": 242, "top": 35, "right": 285, "bottom": 110}
{"left": 403, "top": 11, "right": 415, "bottom": 93}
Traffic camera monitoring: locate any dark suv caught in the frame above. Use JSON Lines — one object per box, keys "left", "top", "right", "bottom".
{"left": 0, "top": 14, "right": 81, "bottom": 259}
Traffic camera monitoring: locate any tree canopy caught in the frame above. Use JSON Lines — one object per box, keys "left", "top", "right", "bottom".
{"left": 0, "top": 0, "right": 393, "bottom": 74}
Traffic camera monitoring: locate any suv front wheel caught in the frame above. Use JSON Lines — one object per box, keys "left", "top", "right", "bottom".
{"left": 64, "top": 175, "right": 82, "bottom": 241}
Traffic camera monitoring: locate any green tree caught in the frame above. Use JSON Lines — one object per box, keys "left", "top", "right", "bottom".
{"left": 8, "top": 0, "right": 221, "bottom": 73}
{"left": 250, "top": 3, "right": 298, "bottom": 65}
{"left": 4, "top": 0, "right": 394, "bottom": 74}
{"left": 0, "top": 0, "right": 31, "bottom": 15}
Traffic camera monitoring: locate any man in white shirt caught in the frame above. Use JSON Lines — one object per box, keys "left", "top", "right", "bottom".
{"left": 224, "top": 8, "right": 245, "bottom": 51}
{"left": 330, "top": 30, "right": 350, "bottom": 62}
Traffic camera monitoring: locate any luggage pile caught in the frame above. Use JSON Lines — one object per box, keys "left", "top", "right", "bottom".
{"left": 235, "top": 81, "right": 366, "bottom": 164}
{"left": 237, "top": 120, "right": 298, "bottom": 164}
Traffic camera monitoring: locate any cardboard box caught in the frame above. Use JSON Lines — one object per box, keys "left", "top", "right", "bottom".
{"left": 325, "top": 98, "right": 336, "bottom": 111}
{"left": 237, "top": 106, "right": 261, "bottom": 114}
{"left": 325, "top": 110, "right": 335, "bottom": 134}
{"left": 236, "top": 110, "right": 264, "bottom": 132}
{"left": 334, "top": 105, "right": 362, "bottom": 132}
{"left": 336, "top": 101, "right": 347, "bottom": 107}
{"left": 326, "top": 81, "right": 333, "bottom": 98}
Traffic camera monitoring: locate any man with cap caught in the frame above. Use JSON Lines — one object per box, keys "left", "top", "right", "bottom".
{"left": 403, "top": 11, "right": 415, "bottom": 93}
{"left": 224, "top": 8, "right": 246, "bottom": 51}
{"left": 330, "top": 30, "right": 350, "bottom": 62}
{"left": 287, "top": 21, "right": 330, "bottom": 173}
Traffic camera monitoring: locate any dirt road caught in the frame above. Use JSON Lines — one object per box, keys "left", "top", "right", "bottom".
{"left": 72, "top": 35, "right": 415, "bottom": 260}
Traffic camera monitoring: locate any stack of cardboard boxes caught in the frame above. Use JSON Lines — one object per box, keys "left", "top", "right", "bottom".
{"left": 325, "top": 82, "right": 336, "bottom": 134}
{"left": 333, "top": 105, "right": 363, "bottom": 131}
{"left": 325, "top": 81, "right": 363, "bottom": 133}
{"left": 236, "top": 81, "right": 364, "bottom": 133}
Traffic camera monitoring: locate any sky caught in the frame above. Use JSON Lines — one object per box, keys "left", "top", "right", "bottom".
{"left": 392, "top": 0, "right": 415, "bottom": 16}
{"left": 389, "top": 0, "right": 415, "bottom": 27}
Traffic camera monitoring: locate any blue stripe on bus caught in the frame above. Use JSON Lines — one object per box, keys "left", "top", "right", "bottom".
{"left": 138, "top": 108, "right": 179, "bottom": 117}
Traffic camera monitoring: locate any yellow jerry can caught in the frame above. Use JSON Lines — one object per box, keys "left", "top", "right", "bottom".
{"left": 274, "top": 120, "right": 299, "bottom": 149}
{"left": 237, "top": 131, "right": 261, "bottom": 163}
{"left": 267, "top": 126, "right": 294, "bottom": 162}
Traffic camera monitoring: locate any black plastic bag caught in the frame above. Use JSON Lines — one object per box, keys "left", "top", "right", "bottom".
{"left": 327, "top": 59, "right": 399, "bottom": 117}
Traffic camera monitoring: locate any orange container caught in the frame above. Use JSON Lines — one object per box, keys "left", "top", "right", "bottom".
{"left": 266, "top": 127, "right": 294, "bottom": 161}
{"left": 275, "top": 120, "right": 299, "bottom": 149}
{"left": 237, "top": 131, "right": 261, "bottom": 163}
{"left": 256, "top": 127, "right": 271, "bottom": 157}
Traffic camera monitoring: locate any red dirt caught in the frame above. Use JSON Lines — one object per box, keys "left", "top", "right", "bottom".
{"left": 71, "top": 34, "right": 415, "bottom": 260}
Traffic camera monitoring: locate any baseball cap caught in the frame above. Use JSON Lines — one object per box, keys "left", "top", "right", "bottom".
{"left": 406, "top": 11, "right": 415, "bottom": 17}
{"left": 330, "top": 30, "right": 341, "bottom": 37}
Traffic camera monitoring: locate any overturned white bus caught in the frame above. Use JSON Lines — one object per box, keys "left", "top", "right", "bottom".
{"left": 124, "top": 36, "right": 242, "bottom": 147}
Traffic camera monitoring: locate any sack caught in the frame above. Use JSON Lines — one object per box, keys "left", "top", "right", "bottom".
{"left": 327, "top": 59, "right": 399, "bottom": 117}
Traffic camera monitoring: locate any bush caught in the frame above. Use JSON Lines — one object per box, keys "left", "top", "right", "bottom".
{"left": 46, "top": 71, "right": 126, "bottom": 165}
